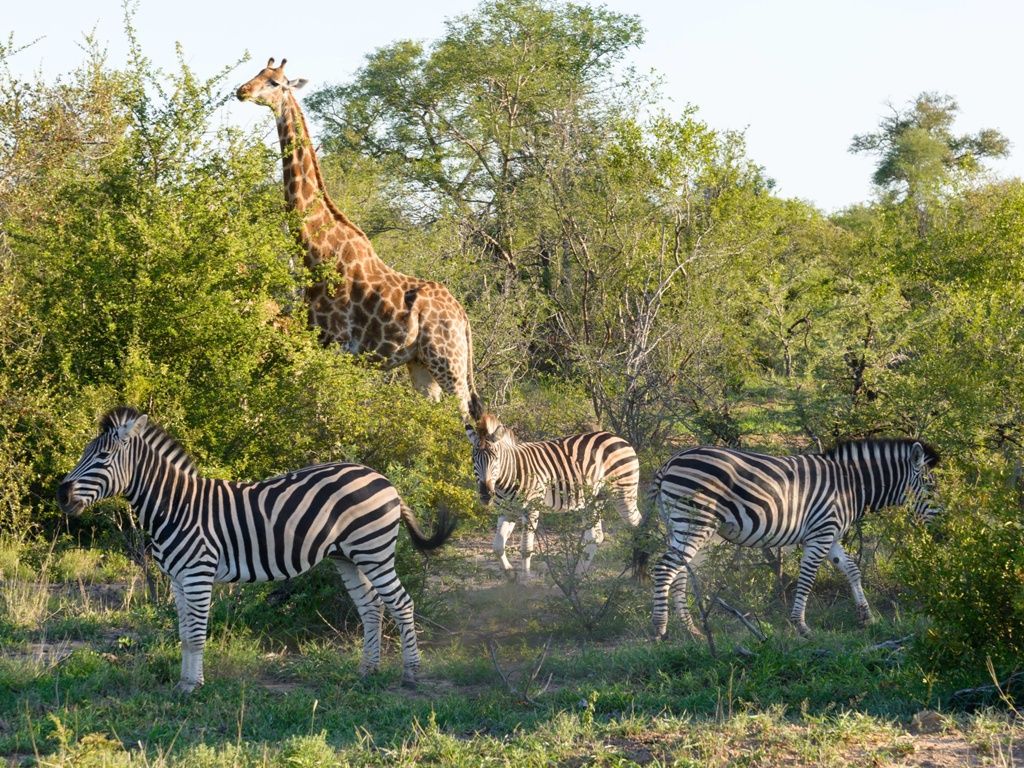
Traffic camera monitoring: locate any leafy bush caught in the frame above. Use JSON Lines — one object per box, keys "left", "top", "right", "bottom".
{"left": 891, "top": 474, "right": 1024, "bottom": 669}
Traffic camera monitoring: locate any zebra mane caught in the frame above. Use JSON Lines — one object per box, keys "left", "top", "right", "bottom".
{"left": 99, "top": 407, "right": 199, "bottom": 474}
{"left": 824, "top": 438, "right": 940, "bottom": 467}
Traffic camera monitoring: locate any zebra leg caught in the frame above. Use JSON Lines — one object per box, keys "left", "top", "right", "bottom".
{"left": 579, "top": 519, "right": 604, "bottom": 573}
{"left": 493, "top": 516, "right": 517, "bottom": 580}
{"left": 828, "top": 540, "right": 872, "bottom": 626}
{"left": 331, "top": 557, "right": 384, "bottom": 677}
{"left": 651, "top": 548, "right": 685, "bottom": 639}
{"left": 670, "top": 569, "right": 702, "bottom": 636}
{"left": 789, "top": 537, "right": 833, "bottom": 636}
{"left": 652, "top": 522, "right": 714, "bottom": 640}
{"left": 521, "top": 510, "right": 540, "bottom": 582}
{"left": 357, "top": 559, "right": 421, "bottom": 688}
{"left": 171, "top": 576, "right": 213, "bottom": 694}
{"left": 613, "top": 485, "right": 642, "bottom": 528}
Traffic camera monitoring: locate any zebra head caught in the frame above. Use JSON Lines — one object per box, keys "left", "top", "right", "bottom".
{"left": 57, "top": 407, "right": 148, "bottom": 516}
{"left": 907, "top": 441, "right": 942, "bottom": 523}
{"left": 465, "top": 412, "right": 511, "bottom": 505}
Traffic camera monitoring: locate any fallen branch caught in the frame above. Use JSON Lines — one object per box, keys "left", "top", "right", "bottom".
{"left": 686, "top": 563, "right": 717, "bottom": 657}
{"left": 864, "top": 635, "right": 913, "bottom": 653}
{"left": 948, "top": 670, "right": 1024, "bottom": 712}
{"left": 485, "top": 636, "right": 553, "bottom": 706}
{"left": 713, "top": 597, "right": 767, "bottom": 642}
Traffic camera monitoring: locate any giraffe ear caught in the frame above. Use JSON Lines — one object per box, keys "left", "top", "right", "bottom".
{"left": 288, "top": 78, "right": 308, "bottom": 90}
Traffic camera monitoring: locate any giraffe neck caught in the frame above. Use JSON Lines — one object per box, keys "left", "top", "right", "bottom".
{"left": 276, "top": 92, "right": 382, "bottom": 272}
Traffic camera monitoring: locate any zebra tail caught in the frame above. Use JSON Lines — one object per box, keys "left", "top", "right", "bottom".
{"left": 401, "top": 503, "right": 457, "bottom": 552}
{"left": 630, "top": 478, "right": 664, "bottom": 582}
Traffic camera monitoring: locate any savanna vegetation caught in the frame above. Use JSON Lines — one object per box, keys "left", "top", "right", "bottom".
{"left": 1, "top": 0, "right": 1022, "bottom": 765}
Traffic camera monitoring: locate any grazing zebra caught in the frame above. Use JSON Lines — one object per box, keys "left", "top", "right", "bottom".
{"left": 650, "top": 439, "right": 942, "bottom": 638}
{"left": 57, "top": 407, "right": 454, "bottom": 693}
{"left": 466, "top": 413, "right": 641, "bottom": 581}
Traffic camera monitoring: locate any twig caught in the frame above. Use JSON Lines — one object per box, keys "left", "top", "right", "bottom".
{"left": 686, "top": 563, "right": 717, "bottom": 657}
{"left": 864, "top": 634, "right": 913, "bottom": 653}
{"left": 485, "top": 635, "right": 553, "bottom": 706}
{"left": 713, "top": 597, "right": 767, "bottom": 642}
{"left": 415, "top": 613, "right": 456, "bottom": 635}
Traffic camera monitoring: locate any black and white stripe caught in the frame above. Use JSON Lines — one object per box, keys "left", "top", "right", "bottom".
{"left": 649, "top": 439, "right": 941, "bottom": 637}
{"left": 466, "top": 413, "right": 641, "bottom": 580}
{"left": 58, "top": 407, "right": 453, "bottom": 692}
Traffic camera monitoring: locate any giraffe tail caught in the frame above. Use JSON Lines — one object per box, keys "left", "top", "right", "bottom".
{"left": 465, "top": 319, "right": 484, "bottom": 421}
{"left": 401, "top": 502, "right": 457, "bottom": 552}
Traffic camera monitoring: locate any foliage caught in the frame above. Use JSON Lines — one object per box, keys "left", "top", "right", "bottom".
{"left": 1, "top": 0, "right": 1023, "bottom": 681}
{"left": 850, "top": 91, "right": 1010, "bottom": 204}
{"left": 0, "top": 32, "right": 474, "bottom": 542}
{"left": 892, "top": 473, "right": 1024, "bottom": 669}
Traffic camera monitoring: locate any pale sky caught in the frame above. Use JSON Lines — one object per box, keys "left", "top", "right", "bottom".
{"left": 5, "top": 0, "right": 1022, "bottom": 212}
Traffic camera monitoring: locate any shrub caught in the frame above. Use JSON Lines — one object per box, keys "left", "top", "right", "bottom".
{"left": 890, "top": 472, "right": 1024, "bottom": 669}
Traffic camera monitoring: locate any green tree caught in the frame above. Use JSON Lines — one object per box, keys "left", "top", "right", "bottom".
{"left": 850, "top": 92, "right": 1009, "bottom": 234}
{"left": 0, "top": 34, "right": 473, "bottom": 535}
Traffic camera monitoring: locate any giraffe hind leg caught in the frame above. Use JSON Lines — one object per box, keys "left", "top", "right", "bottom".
{"left": 407, "top": 361, "right": 442, "bottom": 402}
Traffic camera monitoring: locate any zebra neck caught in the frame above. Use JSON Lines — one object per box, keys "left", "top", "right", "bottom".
{"left": 125, "top": 445, "right": 202, "bottom": 536}
{"left": 841, "top": 445, "right": 908, "bottom": 515}
{"left": 495, "top": 442, "right": 523, "bottom": 492}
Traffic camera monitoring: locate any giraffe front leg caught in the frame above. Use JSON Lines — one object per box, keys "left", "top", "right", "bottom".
{"left": 829, "top": 540, "right": 872, "bottom": 627}
{"left": 790, "top": 537, "right": 833, "bottom": 637}
{"left": 578, "top": 519, "right": 605, "bottom": 573}
{"left": 172, "top": 576, "right": 213, "bottom": 694}
{"left": 521, "top": 510, "right": 540, "bottom": 582}
{"left": 493, "top": 516, "right": 517, "bottom": 580}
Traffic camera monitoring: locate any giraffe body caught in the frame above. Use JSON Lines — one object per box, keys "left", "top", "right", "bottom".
{"left": 239, "top": 59, "right": 482, "bottom": 420}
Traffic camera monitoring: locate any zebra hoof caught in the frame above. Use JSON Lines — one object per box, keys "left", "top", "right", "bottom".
{"left": 687, "top": 627, "right": 705, "bottom": 641}
{"left": 857, "top": 606, "right": 873, "bottom": 627}
{"left": 795, "top": 623, "right": 813, "bottom": 638}
{"left": 174, "top": 679, "right": 201, "bottom": 696}
{"left": 358, "top": 663, "right": 380, "bottom": 678}
{"left": 503, "top": 568, "right": 516, "bottom": 583}
{"left": 401, "top": 674, "right": 418, "bottom": 690}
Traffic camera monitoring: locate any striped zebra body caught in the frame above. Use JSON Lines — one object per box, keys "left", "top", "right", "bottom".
{"left": 650, "top": 439, "right": 941, "bottom": 638}
{"left": 58, "top": 407, "right": 453, "bottom": 693}
{"left": 467, "top": 413, "right": 641, "bottom": 581}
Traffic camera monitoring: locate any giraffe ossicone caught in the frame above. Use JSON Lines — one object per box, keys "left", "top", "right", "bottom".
{"left": 238, "top": 58, "right": 483, "bottom": 422}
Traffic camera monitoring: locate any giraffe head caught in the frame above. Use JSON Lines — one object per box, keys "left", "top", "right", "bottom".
{"left": 236, "top": 58, "right": 308, "bottom": 112}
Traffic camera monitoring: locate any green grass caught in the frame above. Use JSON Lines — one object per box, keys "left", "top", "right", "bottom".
{"left": 1, "top": 540, "right": 1021, "bottom": 766}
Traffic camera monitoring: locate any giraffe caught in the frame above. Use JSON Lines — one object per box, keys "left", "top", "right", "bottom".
{"left": 237, "top": 58, "right": 483, "bottom": 422}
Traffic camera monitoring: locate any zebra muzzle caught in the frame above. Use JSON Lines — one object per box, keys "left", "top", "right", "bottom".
{"left": 57, "top": 480, "right": 86, "bottom": 516}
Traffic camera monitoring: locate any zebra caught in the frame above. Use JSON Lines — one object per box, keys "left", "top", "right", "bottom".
{"left": 57, "top": 407, "right": 454, "bottom": 693}
{"left": 465, "top": 412, "right": 641, "bottom": 581}
{"left": 649, "top": 438, "right": 942, "bottom": 638}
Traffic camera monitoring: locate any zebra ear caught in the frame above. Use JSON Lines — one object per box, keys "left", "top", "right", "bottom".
{"left": 116, "top": 413, "right": 148, "bottom": 442}
{"left": 465, "top": 424, "right": 480, "bottom": 448}
{"left": 477, "top": 413, "right": 504, "bottom": 442}
{"left": 288, "top": 78, "right": 308, "bottom": 90}
{"left": 911, "top": 441, "right": 926, "bottom": 468}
